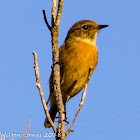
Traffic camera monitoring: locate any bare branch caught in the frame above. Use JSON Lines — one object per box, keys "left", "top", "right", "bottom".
{"left": 52, "top": 0, "right": 57, "bottom": 25}
{"left": 33, "top": 51, "right": 57, "bottom": 133}
{"left": 42, "top": 10, "right": 51, "bottom": 31}
{"left": 65, "top": 83, "right": 88, "bottom": 136}
{"left": 25, "top": 118, "right": 31, "bottom": 140}
{"left": 21, "top": 120, "right": 26, "bottom": 140}
{"left": 51, "top": 0, "right": 65, "bottom": 139}
{"left": 65, "top": 67, "right": 93, "bottom": 137}
{"left": 55, "top": 0, "right": 64, "bottom": 26}
{"left": 42, "top": 0, "right": 64, "bottom": 139}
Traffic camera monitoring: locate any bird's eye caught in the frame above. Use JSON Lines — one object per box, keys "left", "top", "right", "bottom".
{"left": 82, "top": 25, "right": 88, "bottom": 30}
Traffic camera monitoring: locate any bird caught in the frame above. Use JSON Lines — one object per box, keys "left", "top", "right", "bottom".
{"left": 44, "top": 20, "right": 108, "bottom": 128}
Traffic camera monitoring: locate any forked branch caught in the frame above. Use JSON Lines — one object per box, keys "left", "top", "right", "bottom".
{"left": 42, "top": 0, "right": 65, "bottom": 139}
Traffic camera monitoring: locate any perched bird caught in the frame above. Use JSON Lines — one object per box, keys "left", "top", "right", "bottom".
{"left": 44, "top": 20, "right": 108, "bottom": 128}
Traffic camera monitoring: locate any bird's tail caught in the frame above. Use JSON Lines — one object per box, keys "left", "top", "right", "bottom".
{"left": 44, "top": 104, "right": 57, "bottom": 128}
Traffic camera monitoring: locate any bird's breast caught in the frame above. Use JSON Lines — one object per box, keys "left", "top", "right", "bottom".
{"left": 59, "top": 41, "right": 98, "bottom": 99}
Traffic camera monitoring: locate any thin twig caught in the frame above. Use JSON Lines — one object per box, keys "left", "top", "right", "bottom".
{"left": 21, "top": 120, "right": 26, "bottom": 140}
{"left": 52, "top": 0, "right": 57, "bottom": 25}
{"left": 2, "top": 135, "right": 5, "bottom": 140}
{"left": 42, "top": 10, "right": 51, "bottom": 31}
{"left": 55, "top": 0, "right": 64, "bottom": 26}
{"left": 33, "top": 51, "right": 57, "bottom": 132}
{"left": 65, "top": 83, "right": 88, "bottom": 136}
{"left": 1, "top": 135, "right": 5, "bottom": 140}
{"left": 65, "top": 67, "right": 93, "bottom": 137}
{"left": 25, "top": 118, "right": 31, "bottom": 140}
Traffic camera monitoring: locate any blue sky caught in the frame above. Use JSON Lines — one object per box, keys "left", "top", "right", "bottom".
{"left": 0, "top": 0, "right": 140, "bottom": 140}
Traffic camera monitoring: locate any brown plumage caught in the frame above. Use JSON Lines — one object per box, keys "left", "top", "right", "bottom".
{"left": 44, "top": 20, "right": 108, "bottom": 128}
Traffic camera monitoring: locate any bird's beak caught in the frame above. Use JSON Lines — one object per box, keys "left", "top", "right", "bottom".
{"left": 98, "top": 25, "right": 109, "bottom": 30}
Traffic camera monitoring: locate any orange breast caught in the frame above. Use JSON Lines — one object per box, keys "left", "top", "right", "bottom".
{"left": 59, "top": 41, "right": 98, "bottom": 101}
